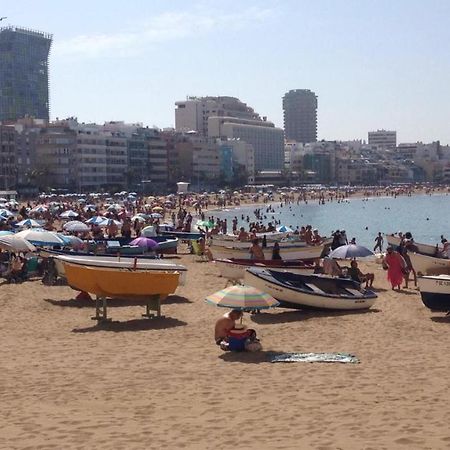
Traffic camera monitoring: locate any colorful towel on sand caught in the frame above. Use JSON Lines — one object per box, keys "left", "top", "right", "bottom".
{"left": 268, "top": 352, "right": 359, "bottom": 364}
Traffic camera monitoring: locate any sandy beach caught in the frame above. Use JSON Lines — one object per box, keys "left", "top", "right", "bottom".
{"left": 2, "top": 252, "right": 450, "bottom": 450}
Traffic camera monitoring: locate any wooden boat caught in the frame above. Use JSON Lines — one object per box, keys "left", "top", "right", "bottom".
{"left": 42, "top": 251, "right": 187, "bottom": 285}
{"left": 418, "top": 274, "right": 450, "bottom": 311}
{"left": 218, "top": 231, "right": 289, "bottom": 242}
{"left": 386, "top": 235, "right": 437, "bottom": 256}
{"left": 211, "top": 243, "right": 324, "bottom": 261}
{"left": 210, "top": 236, "right": 308, "bottom": 249}
{"left": 244, "top": 268, "right": 377, "bottom": 310}
{"left": 63, "top": 262, "right": 181, "bottom": 322}
{"left": 63, "top": 262, "right": 180, "bottom": 299}
{"left": 94, "top": 236, "right": 179, "bottom": 254}
{"left": 215, "top": 258, "right": 315, "bottom": 281}
{"left": 409, "top": 252, "right": 450, "bottom": 276}
{"left": 211, "top": 235, "right": 332, "bottom": 249}
{"left": 159, "top": 230, "right": 204, "bottom": 241}
{"left": 40, "top": 248, "right": 158, "bottom": 260}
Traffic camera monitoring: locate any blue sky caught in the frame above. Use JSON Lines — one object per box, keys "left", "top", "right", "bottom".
{"left": 5, "top": 0, "right": 450, "bottom": 143}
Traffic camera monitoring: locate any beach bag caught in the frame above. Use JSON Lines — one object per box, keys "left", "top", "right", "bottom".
{"left": 245, "top": 339, "right": 262, "bottom": 352}
{"left": 228, "top": 336, "right": 247, "bottom": 352}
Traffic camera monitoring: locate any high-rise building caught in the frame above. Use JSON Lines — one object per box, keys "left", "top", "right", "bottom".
{"left": 0, "top": 26, "right": 52, "bottom": 121}
{"left": 283, "top": 89, "right": 318, "bottom": 143}
{"left": 368, "top": 130, "right": 397, "bottom": 149}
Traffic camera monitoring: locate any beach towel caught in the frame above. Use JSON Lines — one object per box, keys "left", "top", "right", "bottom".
{"left": 268, "top": 352, "right": 359, "bottom": 364}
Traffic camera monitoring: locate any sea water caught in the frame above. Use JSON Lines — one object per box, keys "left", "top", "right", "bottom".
{"left": 212, "top": 193, "right": 450, "bottom": 249}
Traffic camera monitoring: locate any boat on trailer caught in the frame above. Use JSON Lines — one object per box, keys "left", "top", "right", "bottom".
{"left": 418, "top": 274, "right": 450, "bottom": 312}
{"left": 244, "top": 268, "right": 377, "bottom": 310}
{"left": 40, "top": 250, "right": 187, "bottom": 285}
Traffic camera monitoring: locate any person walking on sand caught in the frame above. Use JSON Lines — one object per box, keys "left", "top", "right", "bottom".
{"left": 374, "top": 232, "right": 384, "bottom": 252}
{"left": 383, "top": 246, "right": 407, "bottom": 291}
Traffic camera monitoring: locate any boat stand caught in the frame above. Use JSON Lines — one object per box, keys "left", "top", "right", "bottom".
{"left": 142, "top": 294, "right": 164, "bottom": 319}
{"left": 91, "top": 296, "right": 112, "bottom": 323}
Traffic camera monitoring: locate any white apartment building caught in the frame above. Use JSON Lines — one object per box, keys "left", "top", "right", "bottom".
{"left": 208, "top": 116, "right": 284, "bottom": 171}
{"left": 368, "top": 130, "right": 397, "bottom": 149}
{"left": 73, "top": 124, "right": 127, "bottom": 191}
{"left": 175, "top": 96, "right": 259, "bottom": 136}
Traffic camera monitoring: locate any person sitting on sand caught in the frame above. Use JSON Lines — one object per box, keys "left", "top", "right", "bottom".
{"left": 214, "top": 310, "right": 243, "bottom": 346}
{"left": 249, "top": 238, "right": 265, "bottom": 260}
{"left": 348, "top": 260, "right": 374, "bottom": 288}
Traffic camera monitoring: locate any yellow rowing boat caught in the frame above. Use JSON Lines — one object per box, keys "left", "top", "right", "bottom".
{"left": 63, "top": 262, "right": 180, "bottom": 299}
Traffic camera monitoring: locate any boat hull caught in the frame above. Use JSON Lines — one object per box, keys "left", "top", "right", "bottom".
{"left": 50, "top": 253, "right": 187, "bottom": 285}
{"left": 63, "top": 262, "right": 180, "bottom": 298}
{"left": 211, "top": 244, "right": 324, "bottom": 261}
{"left": 409, "top": 252, "right": 450, "bottom": 276}
{"left": 244, "top": 269, "right": 376, "bottom": 310}
{"left": 215, "top": 258, "right": 314, "bottom": 281}
{"left": 418, "top": 275, "right": 450, "bottom": 311}
{"left": 386, "top": 235, "right": 437, "bottom": 256}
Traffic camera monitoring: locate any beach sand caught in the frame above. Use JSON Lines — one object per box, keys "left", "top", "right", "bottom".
{"left": 1, "top": 254, "right": 450, "bottom": 449}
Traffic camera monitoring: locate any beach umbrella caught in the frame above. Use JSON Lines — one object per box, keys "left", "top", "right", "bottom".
{"left": 196, "top": 220, "right": 214, "bottom": 229}
{"left": 329, "top": 244, "right": 374, "bottom": 259}
{"left": 83, "top": 204, "right": 97, "bottom": 212}
{"left": 277, "top": 225, "right": 294, "bottom": 233}
{"left": 0, "top": 230, "right": 14, "bottom": 236}
{"left": 15, "top": 229, "right": 64, "bottom": 247}
{"left": 0, "top": 208, "right": 14, "bottom": 218}
{"left": 16, "top": 218, "right": 42, "bottom": 228}
{"left": 0, "top": 197, "right": 7, "bottom": 202}
{"left": 59, "top": 210, "right": 79, "bottom": 219}
{"left": 0, "top": 235, "right": 36, "bottom": 252}
{"left": 99, "top": 218, "right": 122, "bottom": 228}
{"left": 205, "top": 285, "right": 279, "bottom": 311}
{"left": 152, "top": 206, "right": 163, "bottom": 212}
{"left": 57, "top": 234, "right": 85, "bottom": 250}
{"left": 85, "top": 216, "right": 107, "bottom": 225}
{"left": 150, "top": 212, "right": 163, "bottom": 219}
{"left": 63, "top": 220, "right": 90, "bottom": 232}
{"left": 131, "top": 215, "right": 147, "bottom": 222}
{"left": 107, "top": 204, "right": 122, "bottom": 212}
{"left": 30, "top": 205, "right": 48, "bottom": 214}
{"left": 129, "top": 237, "right": 159, "bottom": 249}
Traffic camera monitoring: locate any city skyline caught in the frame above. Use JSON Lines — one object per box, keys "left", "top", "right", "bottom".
{"left": 4, "top": 0, "right": 450, "bottom": 144}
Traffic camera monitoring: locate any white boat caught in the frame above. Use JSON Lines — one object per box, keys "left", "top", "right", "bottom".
{"left": 215, "top": 258, "right": 315, "bottom": 281}
{"left": 409, "top": 252, "right": 450, "bottom": 276}
{"left": 418, "top": 274, "right": 450, "bottom": 311}
{"left": 210, "top": 237, "right": 308, "bottom": 249}
{"left": 211, "top": 243, "right": 325, "bottom": 261}
{"left": 386, "top": 235, "right": 438, "bottom": 256}
{"left": 50, "top": 254, "right": 187, "bottom": 285}
{"left": 244, "top": 268, "right": 377, "bottom": 310}
{"left": 219, "top": 231, "right": 289, "bottom": 242}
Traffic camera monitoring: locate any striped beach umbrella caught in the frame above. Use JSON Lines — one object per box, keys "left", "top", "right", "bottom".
{"left": 205, "top": 285, "right": 279, "bottom": 311}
